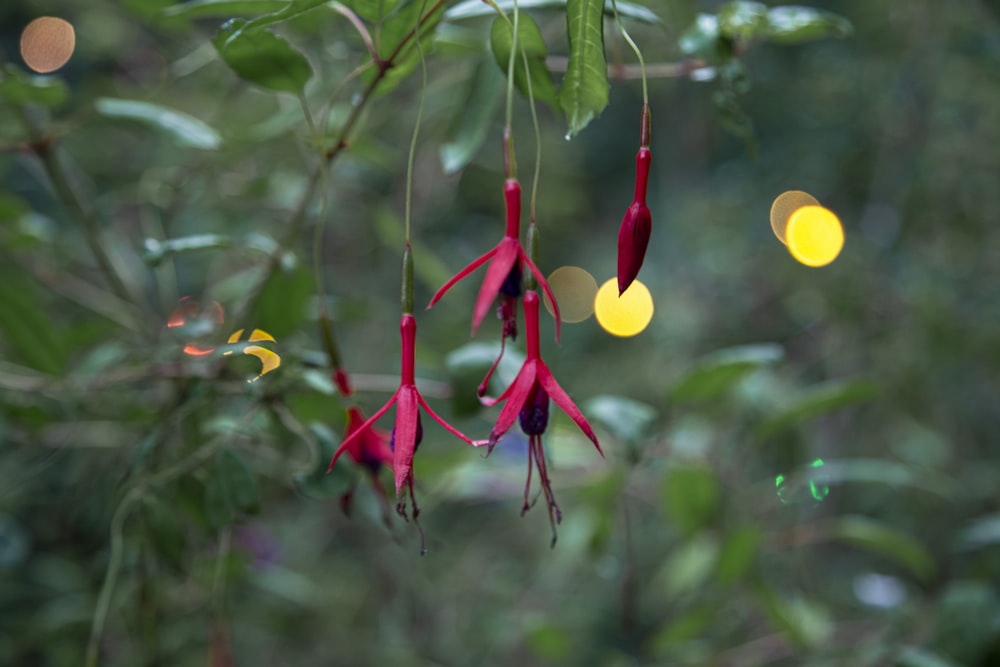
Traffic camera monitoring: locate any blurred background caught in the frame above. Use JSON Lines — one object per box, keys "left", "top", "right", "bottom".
{"left": 1, "top": 0, "right": 999, "bottom": 665}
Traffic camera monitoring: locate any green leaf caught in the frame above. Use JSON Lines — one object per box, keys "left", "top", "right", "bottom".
{"left": 252, "top": 264, "right": 312, "bottom": 339}
{"left": 236, "top": 0, "right": 330, "bottom": 31}
{"left": 526, "top": 622, "right": 571, "bottom": 661}
{"left": 160, "top": 0, "right": 289, "bottom": 19}
{"left": 0, "top": 66, "right": 69, "bottom": 107}
{"left": 754, "top": 587, "right": 831, "bottom": 648}
{"left": 217, "top": 448, "right": 261, "bottom": 514}
{"left": 142, "top": 497, "right": 188, "bottom": 571}
{"left": 203, "top": 475, "right": 235, "bottom": 529}
{"left": 560, "top": 0, "right": 608, "bottom": 138}
{"left": 143, "top": 234, "right": 232, "bottom": 265}
{"left": 584, "top": 394, "right": 656, "bottom": 444}
{"left": 755, "top": 378, "right": 877, "bottom": 438}
{"left": 491, "top": 14, "right": 560, "bottom": 112}
{"left": 827, "top": 516, "right": 936, "bottom": 581}
{"left": 294, "top": 423, "right": 358, "bottom": 499}
{"left": 671, "top": 343, "right": 783, "bottom": 402}
{"left": 715, "top": 525, "right": 761, "bottom": 584}
{"left": 679, "top": 14, "right": 722, "bottom": 61}
{"left": 213, "top": 19, "right": 312, "bottom": 93}
{"left": 445, "top": 0, "right": 661, "bottom": 25}
{"left": 94, "top": 98, "right": 222, "bottom": 149}
{"left": 0, "top": 276, "right": 67, "bottom": 375}
{"left": 444, "top": 342, "right": 497, "bottom": 417}
{"left": 649, "top": 606, "right": 716, "bottom": 655}
{"left": 765, "top": 6, "right": 853, "bottom": 43}
{"left": 898, "top": 648, "right": 963, "bottom": 667}
{"left": 362, "top": 0, "right": 446, "bottom": 95}
{"left": 718, "top": 1, "right": 769, "bottom": 41}
{"left": 660, "top": 533, "right": 719, "bottom": 596}
{"left": 956, "top": 514, "right": 1000, "bottom": 551}
{"left": 440, "top": 57, "right": 505, "bottom": 174}
{"left": 662, "top": 465, "right": 719, "bottom": 536}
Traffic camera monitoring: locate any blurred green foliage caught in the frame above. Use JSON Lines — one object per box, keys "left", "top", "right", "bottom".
{"left": 1, "top": 0, "right": 999, "bottom": 666}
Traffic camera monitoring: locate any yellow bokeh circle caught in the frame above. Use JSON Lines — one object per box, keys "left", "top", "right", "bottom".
{"left": 786, "top": 205, "right": 844, "bottom": 267}
{"left": 542, "top": 266, "right": 598, "bottom": 323}
{"left": 20, "top": 17, "right": 76, "bottom": 74}
{"left": 594, "top": 278, "right": 654, "bottom": 337}
{"left": 770, "top": 190, "right": 819, "bottom": 244}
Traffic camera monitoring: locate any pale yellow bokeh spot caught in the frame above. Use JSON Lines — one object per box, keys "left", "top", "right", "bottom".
{"left": 786, "top": 205, "right": 844, "bottom": 267}
{"left": 594, "top": 278, "right": 654, "bottom": 337}
{"left": 770, "top": 190, "right": 819, "bottom": 244}
{"left": 20, "top": 17, "right": 76, "bottom": 74}
{"left": 542, "top": 266, "right": 598, "bottom": 323}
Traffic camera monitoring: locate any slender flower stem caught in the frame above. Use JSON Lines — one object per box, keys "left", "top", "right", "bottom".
{"left": 609, "top": 0, "right": 648, "bottom": 104}
{"left": 403, "top": 0, "right": 431, "bottom": 245}
{"left": 503, "top": 0, "right": 520, "bottom": 140}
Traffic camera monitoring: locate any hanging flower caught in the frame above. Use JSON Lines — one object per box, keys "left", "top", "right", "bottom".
{"left": 328, "top": 314, "right": 482, "bottom": 551}
{"left": 617, "top": 104, "right": 653, "bottom": 295}
{"left": 482, "top": 290, "right": 603, "bottom": 545}
{"left": 428, "top": 179, "right": 561, "bottom": 340}
{"left": 335, "top": 405, "right": 394, "bottom": 522}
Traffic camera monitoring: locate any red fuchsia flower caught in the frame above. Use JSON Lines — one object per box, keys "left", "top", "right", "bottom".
{"left": 336, "top": 405, "right": 394, "bottom": 523}
{"left": 617, "top": 104, "right": 653, "bottom": 296}
{"left": 482, "top": 290, "right": 603, "bottom": 546}
{"left": 428, "top": 179, "right": 562, "bottom": 341}
{"left": 328, "top": 313, "right": 481, "bottom": 551}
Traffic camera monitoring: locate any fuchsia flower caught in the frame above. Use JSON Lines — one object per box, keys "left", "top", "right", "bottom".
{"left": 482, "top": 290, "right": 603, "bottom": 545}
{"left": 328, "top": 314, "right": 480, "bottom": 549}
{"left": 428, "top": 179, "right": 561, "bottom": 341}
{"left": 617, "top": 104, "right": 653, "bottom": 296}
{"left": 336, "top": 405, "right": 394, "bottom": 520}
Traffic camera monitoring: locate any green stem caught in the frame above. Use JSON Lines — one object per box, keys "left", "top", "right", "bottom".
{"left": 13, "top": 106, "right": 137, "bottom": 324}
{"left": 608, "top": 0, "right": 648, "bottom": 104}
{"left": 403, "top": 0, "right": 431, "bottom": 244}
{"left": 503, "top": 0, "right": 520, "bottom": 152}
{"left": 85, "top": 407, "right": 260, "bottom": 667}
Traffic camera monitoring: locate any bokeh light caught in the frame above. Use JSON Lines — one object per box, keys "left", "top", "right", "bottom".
{"left": 20, "top": 17, "right": 76, "bottom": 74}
{"left": 769, "top": 190, "right": 819, "bottom": 244}
{"left": 775, "top": 458, "right": 829, "bottom": 504}
{"left": 594, "top": 278, "right": 654, "bottom": 337}
{"left": 168, "top": 297, "right": 224, "bottom": 356}
{"left": 225, "top": 328, "right": 281, "bottom": 382}
{"left": 542, "top": 266, "right": 598, "bottom": 323}
{"left": 786, "top": 205, "right": 844, "bottom": 267}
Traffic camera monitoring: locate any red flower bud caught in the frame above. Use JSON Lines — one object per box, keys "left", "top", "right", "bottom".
{"left": 617, "top": 147, "right": 652, "bottom": 296}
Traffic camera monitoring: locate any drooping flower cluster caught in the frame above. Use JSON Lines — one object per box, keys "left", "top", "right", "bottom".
{"left": 329, "top": 152, "right": 608, "bottom": 548}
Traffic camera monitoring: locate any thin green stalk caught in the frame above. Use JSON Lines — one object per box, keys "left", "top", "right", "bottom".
{"left": 403, "top": 0, "right": 431, "bottom": 245}
{"left": 85, "top": 407, "right": 260, "bottom": 667}
{"left": 13, "top": 106, "right": 137, "bottom": 325}
{"left": 609, "top": 0, "right": 648, "bottom": 104}
{"left": 501, "top": 0, "right": 520, "bottom": 179}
